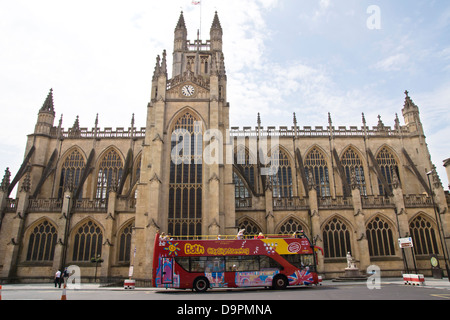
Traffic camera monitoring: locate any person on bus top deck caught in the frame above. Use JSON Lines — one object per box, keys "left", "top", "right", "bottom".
{"left": 236, "top": 229, "right": 245, "bottom": 240}
{"left": 256, "top": 232, "right": 265, "bottom": 239}
{"left": 293, "top": 230, "right": 305, "bottom": 239}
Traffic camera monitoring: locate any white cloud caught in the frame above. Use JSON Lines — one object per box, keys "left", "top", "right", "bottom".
{"left": 372, "top": 53, "right": 410, "bottom": 72}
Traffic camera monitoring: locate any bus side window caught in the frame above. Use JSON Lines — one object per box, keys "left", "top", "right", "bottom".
{"left": 175, "top": 257, "right": 190, "bottom": 272}
{"left": 260, "top": 256, "right": 282, "bottom": 270}
{"left": 191, "top": 257, "right": 207, "bottom": 273}
{"left": 206, "top": 257, "right": 225, "bottom": 273}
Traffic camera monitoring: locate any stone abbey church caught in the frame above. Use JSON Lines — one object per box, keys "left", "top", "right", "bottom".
{"left": 0, "top": 12, "right": 449, "bottom": 283}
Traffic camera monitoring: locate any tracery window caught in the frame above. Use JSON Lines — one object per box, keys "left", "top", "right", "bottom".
{"left": 409, "top": 215, "right": 440, "bottom": 256}
{"left": 26, "top": 220, "right": 58, "bottom": 261}
{"left": 305, "top": 147, "right": 331, "bottom": 197}
{"left": 96, "top": 149, "right": 123, "bottom": 200}
{"left": 341, "top": 148, "right": 367, "bottom": 196}
{"left": 168, "top": 112, "right": 203, "bottom": 237}
{"left": 118, "top": 222, "right": 133, "bottom": 263}
{"left": 58, "top": 149, "right": 86, "bottom": 199}
{"left": 233, "top": 172, "right": 250, "bottom": 208}
{"left": 278, "top": 218, "right": 306, "bottom": 236}
{"left": 238, "top": 219, "right": 262, "bottom": 236}
{"left": 376, "top": 147, "right": 399, "bottom": 196}
{"left": 323, "top": 217, "right": 352, "bottom": 258}
{"left": 133, "top": 155, "right": 142, "bottom": 199}
{"left": 271, "top": 149, "right": 293, "bottom": 198}
{"left": 366, "top": 216, "right": 396, "bottom": 256}
{"left": 72, "top": 220, "right": 103, "bottom": 262}
{"left": 235, "top": 147, "right": 257, "bottom": 192}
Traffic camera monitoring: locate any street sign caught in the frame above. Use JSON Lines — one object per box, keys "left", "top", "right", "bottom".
{"left": 398, "top": 237, "right": 414, "bottom": 249}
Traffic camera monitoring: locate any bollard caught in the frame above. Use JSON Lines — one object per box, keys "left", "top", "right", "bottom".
{"left": 0, "top": 285, "right": 2, "bottom": 300}
{"left": 124, "top": 279, "right": 136, "bottom": 290}
{"left": 61, "top": 284, "right": 67, "bottom": 300}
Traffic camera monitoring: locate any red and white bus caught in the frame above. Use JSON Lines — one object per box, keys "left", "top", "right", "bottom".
{"left": 152, "top": 233, "right": 323, "bottom": 292}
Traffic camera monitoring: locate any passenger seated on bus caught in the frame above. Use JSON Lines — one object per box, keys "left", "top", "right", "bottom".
{"left": 160, "top": 232, "right": 168, "bottom": 240}
{"left": 256, "top": 232, "right": 265, "bottom": 239}
{"left": 236, "top": 229, "right": 245, "bottom": 240}
{"left": 217, "top": 234, "right": 221, "bottom": 240}
{"left": 293, "top": 230, "right": 305, "bottom": 238}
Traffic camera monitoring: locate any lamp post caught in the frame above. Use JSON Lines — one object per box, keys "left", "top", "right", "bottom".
{"left": 60, "top": 195, "right": 71, "bottom": 271}
{"left": 91, "top": 255, "right": 104, "bottom": 283}
{"left": 426, "top": 170, "right": 450, "bottom": 282}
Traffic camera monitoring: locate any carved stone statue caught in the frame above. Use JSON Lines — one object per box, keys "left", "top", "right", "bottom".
{"left": 346, "top": 252, "right": 357, "bottom": 269}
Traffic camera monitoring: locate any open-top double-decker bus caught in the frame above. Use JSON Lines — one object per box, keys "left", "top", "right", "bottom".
{"left": 152, "top": 232, "right": 323, "bottom": 292}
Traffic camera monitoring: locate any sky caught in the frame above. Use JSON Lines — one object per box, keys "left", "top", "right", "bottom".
{"left": 0, "top": 0, "right": 449, "bottom": 190}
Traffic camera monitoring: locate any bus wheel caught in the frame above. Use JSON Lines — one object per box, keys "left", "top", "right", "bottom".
{"left": 193, "top": 277, "right": 209, "bottom": 293}
{"left": 272, "top": 275, "right": 288, "bottom": 290}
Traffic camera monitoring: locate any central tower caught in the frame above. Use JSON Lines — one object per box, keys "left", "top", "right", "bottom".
{"left": 133, "top": 12, "right": 234, "bottom": 279}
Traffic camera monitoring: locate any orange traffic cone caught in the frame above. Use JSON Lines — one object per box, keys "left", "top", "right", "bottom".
{"left": 61, "top": 284, "right": 67, "bottom": 300}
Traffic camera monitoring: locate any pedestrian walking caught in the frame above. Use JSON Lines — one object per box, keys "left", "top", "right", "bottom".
{"left": 54, "top": 269, "right": 62, "bottom": 288}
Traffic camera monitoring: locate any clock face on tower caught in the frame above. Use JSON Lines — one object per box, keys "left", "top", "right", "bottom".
{"left": 181, "top": 85, "right": 195, "bottom": 97}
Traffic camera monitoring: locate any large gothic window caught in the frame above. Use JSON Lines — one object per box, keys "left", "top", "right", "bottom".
{"left": 278, "top": 218, "right": 306, "bottom": 236}
{"left": 271, "top": 149, "right": 293, "bottom": 198}
{"left": 72, "top": 220, "right": 103, "bottom": 262}
{"left": 96, "top": 149, "right": 123, "bottom": 200}
{"left": 376, "top": 147, "right": 399, "bottom": 196}
{"left": 238, "top": 219, "right": 262, "bottom": 236}
{"left": 366, "top": 216, "right": 396, "bottom": 257}
{"left": 341, "top": 148, "right": 367, "bottom": 196}
{"left": 233, "top": 172, "right": 250, "bottom": 208}
{"left": 134, "top": 155, "right": 142, "bottom": 184}
{"left": 58, "top": 149, "right": 86, "bottom": 199}
{"left": 305, "top": 147, "right": 331, "bottom": 197}
{"left": 26, "top": 220, "right": 58, "bottom": 261}
{"left": 235, "top": 148, "right": 257, "bottom": 192}
{"left": 409, "top": 215, "right": 440, "bottom": 256}
{"left": 323, "top": 217, "right": 352, "bottom": 258}
{"left": 168, "top": 112, "right": 203, "bottom": 237}
{"left": 118, "top": 222, "right": 133, "bottom": 263}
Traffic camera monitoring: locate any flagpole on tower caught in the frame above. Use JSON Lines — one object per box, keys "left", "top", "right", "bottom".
{"left": 192, "top": 0, "right": 202, "bottom": 39}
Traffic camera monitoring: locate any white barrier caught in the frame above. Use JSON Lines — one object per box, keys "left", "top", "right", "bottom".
{"left": 124, "top": 279, "right": 136, "bottom": 290}
{"left": 403, "top": 274, "right": 425, "bottom": 286}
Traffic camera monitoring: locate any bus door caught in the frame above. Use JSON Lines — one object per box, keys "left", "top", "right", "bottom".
{"left": 161, "top": 257, "right": 174, "bottom": 284}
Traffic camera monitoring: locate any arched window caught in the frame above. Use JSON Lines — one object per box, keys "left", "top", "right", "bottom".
{"left": 278, "top": 218, "right": 306, "bottom": 236}
{"left": 96, "top": 149, "right": 123, "bottom": 200}
{"left": 409, "top": 215, "right": 440, "bottom": 256}
{"left": 118, "top": 222, "right": 133, "bottom": 263}
{"left": 133, "top": 155, "right": 142, "bottom": 199}
{"left": 238, "top": 219, "right": 262, "bottom": 236}
{"left": 305, "top": 147, "right": 331, "bottom": 197}
{"left": 341, "top": 148, "right": 367, "bottom": 196}
{"left": 235, "top": 147, "right": 257, "bottom": 192}
{"left": 72, "top": 220, "right": 103, "bottom": 262}
{"left": 134, "top": 155, "right": 142, "bottom": 183}
{"left": 376, "top": 147, "right": 399, "bottom": 196}
{"left": 26, "top": 220, "right": 58, "bottom": 261}
{"left": 168, "top": 112, "right": 203, "bottom": 237}
{"left": 233, "top": 172, "right": 250, "bottom": 208}
{"left": 366, "top": 216, "right": 396, "bottom": 256}
{"left": 323, "top": 217, "right": 352, "bottom": 258}
{"left": 271, "top": 149, "right": 293, "bottom": 198}
{"left": 58, "top": 149, "right": 86, "bottom": 199}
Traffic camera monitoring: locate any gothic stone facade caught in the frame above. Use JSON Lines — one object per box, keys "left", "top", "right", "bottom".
{"left": 0, "top": 12, "right": 449, "bottom": 283}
